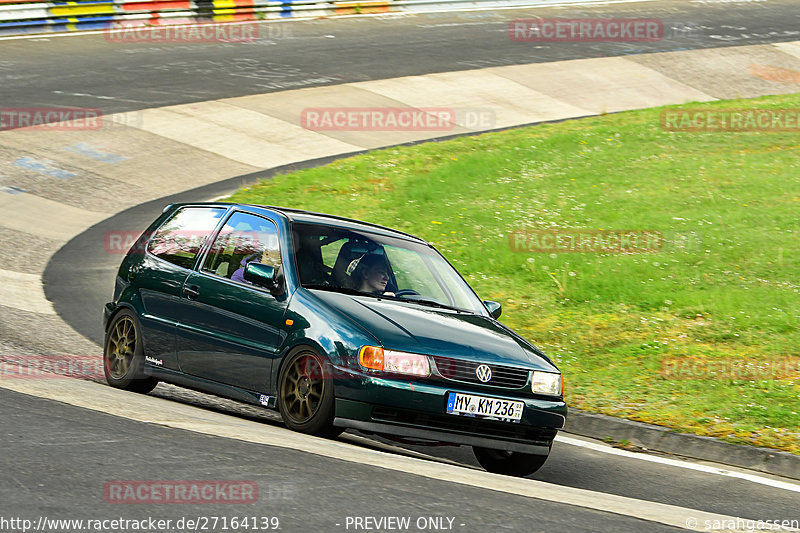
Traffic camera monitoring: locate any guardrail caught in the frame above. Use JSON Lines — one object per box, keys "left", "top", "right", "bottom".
{"left": 0, "top": 0, "right": 560, "bottom": 36}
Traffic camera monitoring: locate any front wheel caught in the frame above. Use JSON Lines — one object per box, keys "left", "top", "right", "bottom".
{"left": 277, "top": 348, "right": 341, "bottom": 438}
{"left": 103, "top": 310, "right": 158, "bottom": 393}
{"left": 473, "top": 447, "right": 549, "bottom": 477}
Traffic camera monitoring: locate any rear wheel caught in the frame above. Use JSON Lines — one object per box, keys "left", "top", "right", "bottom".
{"left": 277, "top": 348, "right": 342, "bottom": 438}
{"left": 473, "top": 447, "right": 549, "bottom": 477}
{"left": 103, "top": 310, "right": 158, "bottom": 393}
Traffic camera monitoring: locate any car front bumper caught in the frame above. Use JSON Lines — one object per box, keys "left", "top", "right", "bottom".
{"left": 331, "top": 365, "right": 567, "bottom": 454}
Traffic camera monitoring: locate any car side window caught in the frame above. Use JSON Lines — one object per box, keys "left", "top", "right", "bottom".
{"left": 147, "top": 207, "right": 226, "bottom": 269}
{"left": 320, "top": 239, "right": 346, "bottom": 271}
{"left": 201, "top": 211, "right": 281, "bottom": 283}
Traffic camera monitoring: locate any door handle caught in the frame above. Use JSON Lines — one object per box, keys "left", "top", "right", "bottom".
{"left": 183, "top": 285, "right": 200, "bottom": 299}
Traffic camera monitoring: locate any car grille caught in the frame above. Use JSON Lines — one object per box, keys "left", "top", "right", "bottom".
{"left": 371, "top": 407, "right": 557, "bottom": 445}
{"left": 431, "top": 356, "right": 530, "bottom": 389}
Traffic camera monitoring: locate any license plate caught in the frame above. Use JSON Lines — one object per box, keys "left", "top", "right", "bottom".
{"left": 446, "top": 392, "right": 524, "bottom": 422}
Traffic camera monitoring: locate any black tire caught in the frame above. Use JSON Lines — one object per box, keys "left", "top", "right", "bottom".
{"left": 103, "top": 310, "right": 158, "bottom": 393}
{"left": 473, "top": 446, "right": 549, "bottom": 477}
{"left": 277, "top": 348, "right": 342, "bottom": 438}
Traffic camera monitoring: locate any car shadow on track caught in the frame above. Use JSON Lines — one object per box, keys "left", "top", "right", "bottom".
{"left": 148, "top": 382, "right": 500, "bottom": 474}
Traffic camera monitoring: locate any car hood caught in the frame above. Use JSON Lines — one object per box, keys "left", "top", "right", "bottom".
{"left": 309, "top": 289, "right": 557, "bottom": 371}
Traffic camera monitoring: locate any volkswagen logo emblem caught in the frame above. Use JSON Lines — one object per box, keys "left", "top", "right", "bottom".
{"left": 475, "top": 364, "right": 492, "bottom": 383}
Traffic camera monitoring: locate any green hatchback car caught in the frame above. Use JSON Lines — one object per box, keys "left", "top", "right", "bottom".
{"left": 104, "top": 203, "right": 567, "bottom": 476}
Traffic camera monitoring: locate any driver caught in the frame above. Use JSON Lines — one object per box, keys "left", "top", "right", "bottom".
{"left": 352, "top": 254, "right": 395, "bottom": 296}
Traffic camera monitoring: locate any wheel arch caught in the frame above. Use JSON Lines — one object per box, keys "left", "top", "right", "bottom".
{"left": 104, "top": 302, "right": 139, "bottom": 333}
{"left": 272, "top": 326, "right": 374, "bottom": 393}
{"left": 273, "top": 340, "right": 338, "bottom": 390}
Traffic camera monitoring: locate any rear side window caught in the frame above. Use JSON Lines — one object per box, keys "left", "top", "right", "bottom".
{"left": 147, "top": 207, "right": 226, "bottom": 269}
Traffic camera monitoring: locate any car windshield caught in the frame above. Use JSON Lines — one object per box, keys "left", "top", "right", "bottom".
{"left": 291, "top": 222, "right": 487, "bottom": 314}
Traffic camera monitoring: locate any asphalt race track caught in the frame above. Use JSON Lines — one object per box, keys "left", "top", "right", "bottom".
{"left": 0, "top": 387, "right": 690, "bottom": 532}
{"left": 1, "top": 0, "right": 800, "bottom": 115}
{"left": 2, "top": 1, "right": 800, "bottom": 531}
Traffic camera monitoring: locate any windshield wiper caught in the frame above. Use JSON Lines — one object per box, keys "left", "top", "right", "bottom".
{"left": 396, "top": 297, "right": 467, "bottom": 313}
{"left": 303, "top": 284, "right": 363, "bottom": 296}
{"left": 303, "top": 284, "right": 401, "bottom": 300}
{"left": 304, "top": 285, "right": 471, "bottom": 313}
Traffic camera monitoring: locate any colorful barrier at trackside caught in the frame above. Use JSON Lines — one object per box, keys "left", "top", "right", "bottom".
{"left": 0, "top": 0, "right": 386, "bottom": 35}
{"left": 1, "top": 0, "right": 560, "bottom": 35}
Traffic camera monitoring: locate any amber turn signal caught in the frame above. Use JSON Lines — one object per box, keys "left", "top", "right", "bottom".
{"left": 359, "top": 346, "right": 384, "bottom": 371}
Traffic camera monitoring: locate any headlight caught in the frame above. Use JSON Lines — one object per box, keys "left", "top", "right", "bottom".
{"left": 532, "top": 371, "right": 563, "bottom": 396}
{"left": 358, "top": 346, "right": 430, "bottom": 377}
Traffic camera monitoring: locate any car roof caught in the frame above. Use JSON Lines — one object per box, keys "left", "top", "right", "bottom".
{"left": 168, "top": 202, "right": 429, "bottom": 244}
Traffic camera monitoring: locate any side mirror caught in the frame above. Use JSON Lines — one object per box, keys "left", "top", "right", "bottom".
{"left": 244, "top": 263, "right": 279, "bottom": 291}
{"left": 483, "top": 300, "right": 502, "bottom": 319}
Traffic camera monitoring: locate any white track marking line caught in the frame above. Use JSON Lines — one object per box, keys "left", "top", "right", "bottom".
{"left": 557, "top": 435, "right": 800, "bottom": 493}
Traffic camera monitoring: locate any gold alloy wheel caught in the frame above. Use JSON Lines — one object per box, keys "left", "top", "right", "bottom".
{"left": 106, "top": 315, "right": 136, "bottom": 379}
{"left": 281, "top": 353, "right": 325, "bottom": 424}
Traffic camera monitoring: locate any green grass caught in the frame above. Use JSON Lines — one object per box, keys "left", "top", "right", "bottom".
{"left": 230, "top": 94, "right": 800, "bottom": 454}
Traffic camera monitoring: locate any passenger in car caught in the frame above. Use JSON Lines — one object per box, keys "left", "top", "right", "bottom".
{"left": 230, "top": 253, "right": 260, "bottom": 283}
{"left": 352, "top": 254, "right": 395, "bottom": 296}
